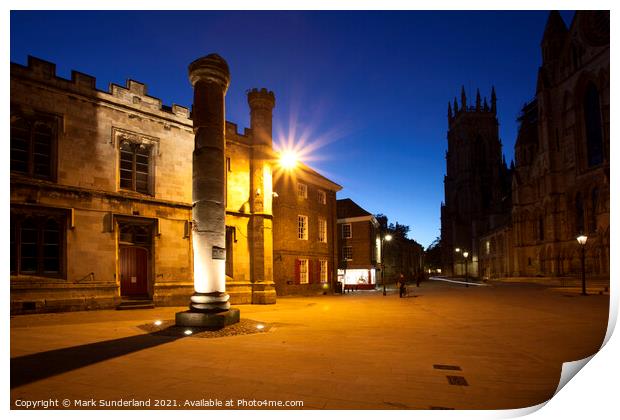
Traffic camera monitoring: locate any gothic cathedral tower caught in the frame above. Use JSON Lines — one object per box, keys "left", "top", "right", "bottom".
{"left": 440, "top": 87, "right": 511, "bottom": 277}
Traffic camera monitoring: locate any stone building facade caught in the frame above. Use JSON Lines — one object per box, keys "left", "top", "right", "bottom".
{"left": 483, "top": 11, "right": 610, "bottom": 280}
{"left": 440, "top": 86, "right": 512, "bottom": 278}
{"left": 272, "top": 164, "right": 341, "bottom": 295}
{"left": 448, "top": 11, "right": 610, "bottom": 282}
{"left": 10, "top": 56, "right": 339, "bottom": 313}
{"left": 336, "top": 199, "right": 381, "bottom": 289}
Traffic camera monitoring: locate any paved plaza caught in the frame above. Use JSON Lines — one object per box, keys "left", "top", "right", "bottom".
{"left": 10, "top": 280, "right": 609, "bottom": 410}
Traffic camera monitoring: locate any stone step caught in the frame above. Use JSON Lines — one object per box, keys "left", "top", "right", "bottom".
{"left": 116, "top": 300, "right": 155, "bottom": 310}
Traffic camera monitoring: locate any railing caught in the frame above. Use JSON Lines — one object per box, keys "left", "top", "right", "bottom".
{"left": 76, "top": 272, "right": 95, "bottom": 283}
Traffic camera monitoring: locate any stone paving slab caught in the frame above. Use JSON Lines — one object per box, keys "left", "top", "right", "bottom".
{"left": 10, "top": 281, "right": 609, "bottom": 410}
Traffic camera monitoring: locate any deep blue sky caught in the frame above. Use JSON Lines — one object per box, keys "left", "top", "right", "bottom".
{"left": 10, "top": 10, "right": 575, "bottom": 248}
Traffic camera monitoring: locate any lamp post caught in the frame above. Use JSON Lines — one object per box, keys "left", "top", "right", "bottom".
{"left": 577, "top": 235, "right": 588, "bottom": 295}
{"left": 463, "top": 251, "right": 469, "bottom": 287}
{"left": 454, "top": 248, "right": 461, "bottom": 277}
{"left": 382, "top": 234, "right": 393, "bottom": 296}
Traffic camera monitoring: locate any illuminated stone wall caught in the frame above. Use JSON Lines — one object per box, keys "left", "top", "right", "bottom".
{"left": 9, "top": 57, "right": 286, "bottom": 312}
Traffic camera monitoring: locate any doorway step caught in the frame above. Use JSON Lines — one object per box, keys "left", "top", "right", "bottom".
{"left": 116, "top": 298, "right": 154, "bottom": 310}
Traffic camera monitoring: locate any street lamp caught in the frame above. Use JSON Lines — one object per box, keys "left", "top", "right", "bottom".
{"left": 577, "top": 235, "right": 588, "bottom": 295}
{"left": 462, "top": 251, "right": 469, "bottom": 287}
{"left": 454, "top": 248, "right": 461, "bottom": 277}
{"left": 382, "top": 234, "right": 393, "bottom": 296}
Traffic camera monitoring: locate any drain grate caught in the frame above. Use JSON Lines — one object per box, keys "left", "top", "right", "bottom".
{"left": 446, "top": 375, "right": 469, "bottom": 386}
{"left": 433, "top": 364, "right": 462, "bottom": 371}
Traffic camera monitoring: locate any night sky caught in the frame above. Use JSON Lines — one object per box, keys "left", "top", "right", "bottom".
{"left": 10, "top": 10, "right": 575, "bottom": 248}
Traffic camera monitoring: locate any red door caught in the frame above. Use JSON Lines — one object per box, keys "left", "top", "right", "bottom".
{"left": 120, "top": 247, "right": 148, "bottom": 297}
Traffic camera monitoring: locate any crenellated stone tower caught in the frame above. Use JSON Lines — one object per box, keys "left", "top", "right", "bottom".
{"left": 247, "top": 88, "right": 277, "bottom": 304}
{"left": 440, "top": 86, "right": 511, "bottom": 277}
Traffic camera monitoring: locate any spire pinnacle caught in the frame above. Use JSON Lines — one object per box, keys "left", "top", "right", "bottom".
{"left": 476, "top": 88, "right": 481, "bottom": 111}
{"left": 491, "top": 86, "right": 497, "bottom": 113}
{"left": 453, "top": 97, "right": 459, "bottom": 113}
{"left": 448, "top": 101, "right": 453, "bottom": 120}
{"left": 461, "top": 85, "right": 467, "bottom": 109}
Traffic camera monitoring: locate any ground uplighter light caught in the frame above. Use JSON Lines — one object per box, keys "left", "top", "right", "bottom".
{"left": 154, "top": 320, "right": 162, "bottom": 326}
{"left": 184, "top": 329, "right": 193, "bottom": 335}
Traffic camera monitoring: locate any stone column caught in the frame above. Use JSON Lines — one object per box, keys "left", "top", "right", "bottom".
{"left": 176, "top": 54, "right": 239, "bottom": 328}
{"left": 248, "top": 88, "right": 277, "bottom": 304}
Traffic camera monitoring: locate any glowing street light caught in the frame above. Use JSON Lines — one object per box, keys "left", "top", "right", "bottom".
{"left": 382, "top": 234, "right": 393, "bottom": 296}
{"left": 577, "top": 235, "right": 588, "bottom": 295}
{"left": 454, "top": 248, "right": 461, "bottom": 277}
{"left": 279, "top": 150, "right": 298, "bottom": 169}
{"left": 462, "top": 251, "right": 469, "bottom": 287}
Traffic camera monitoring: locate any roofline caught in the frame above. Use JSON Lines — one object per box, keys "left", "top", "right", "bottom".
{"left": 296, "top": 162, "right": 343, "bottom": 192}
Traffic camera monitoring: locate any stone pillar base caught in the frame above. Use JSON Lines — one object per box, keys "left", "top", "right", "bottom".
{"left": 175, "top": 308, "right": 240, "bottom": 328}
{"left": 252, "top": 290, "right": 277, "bottom": 304}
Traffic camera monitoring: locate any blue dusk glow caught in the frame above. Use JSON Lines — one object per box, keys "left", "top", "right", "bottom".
{"left": 10, "top": 10, "right": 575, "bottom": 248}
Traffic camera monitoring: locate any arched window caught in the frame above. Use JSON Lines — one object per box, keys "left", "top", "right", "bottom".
{"left": 575, "top": 193, "right": 585, "bottom": 234}
{"left": 583, "top": 83, "right": 604, "bottom": 167}
{"left": 590, "top": 188, "right": 599, "bottom": 233}
{"left": 538, "top": 215, "right": 544, "bottom": 241}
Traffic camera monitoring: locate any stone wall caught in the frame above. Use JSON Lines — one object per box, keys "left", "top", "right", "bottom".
{"left": 10, "top": 56, "right": 286, "bottom": 312}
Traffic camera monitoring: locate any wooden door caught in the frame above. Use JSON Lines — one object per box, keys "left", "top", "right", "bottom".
{"left": 120, "top": 246, "right": 148, "bottom": 297}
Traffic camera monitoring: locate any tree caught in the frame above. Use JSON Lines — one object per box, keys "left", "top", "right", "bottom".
{"left": 424, "top": 236, "right": 442, "bottom": 270}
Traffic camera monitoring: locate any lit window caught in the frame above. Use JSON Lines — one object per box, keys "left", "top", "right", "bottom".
{"left": 342, "top": 223, "right": 352, "bottom": 239}
{"left": 320, "top": 260, "right": 328, "bottom": 283}
{"left": 299, "top": 259, "right": 309, "bottom": 284}
{"left": 120, "top": 140, "right": 152, "bottom": 194}
{"left": 318, "top": 190, "right": 326, "bottom": 205}
{"left": 318, "top": 218, "right": 327, "bottom": 243}
{"left": 343, "top": 246, "right": 353, "bottom": 261}
{"left": 297, "top": 183, "right": 308, "bottom": 199}
{"left": 298, "top": 215, "right": 308, "bottom": 240}
{"left": 486, "top": 241, "right": 490, "bottom": 255}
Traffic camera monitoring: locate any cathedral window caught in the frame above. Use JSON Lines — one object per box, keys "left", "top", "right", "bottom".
{"left": 11, "top": 208, "right": 66, "bottom": 278}
{"left": 590, "top": 188, "right": 599, "bottom": 233}
{"left": 538, "top": 216, "right": 544, "bottom": 241}
{"left": 575, "top": 193, "right": 585, "bottom": 234}
{"left": 583, "top": 83, "right": 604, "bottom": 167}
{"left": 10, "top": 111, "right": 58, "bottom": 180}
